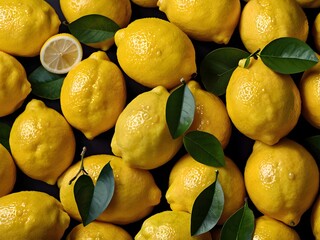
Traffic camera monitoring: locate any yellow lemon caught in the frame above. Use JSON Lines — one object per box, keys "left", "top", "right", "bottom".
{"left": 157, "top": 0, "right": 240, "bottom": 43}
{"left": 0, "top": 191, "right": 70, "bottom": 240}
{"left": 239, "top": 0, "right": 309, "bottom": 53}
{"left": 244, "top": 138, "right": 319, "bottom": 226}
{"left": 0, "top": 144, "right": 16, "bottom": 197}
{"left": 253, "top": 215, "right": 301, "bottom": 240}
{"left": 311, "top": 195, "right": 320, "bottom": 240}
{"left": 60, "top": 0, "right": 131, "bottom": 51}
{"left": 166, "top": 154, "right": 246, "bottom": 224}
{"left": 111, "top": 86, "right": 183, "bottom": 169}
{"left": 131, "top": 0, "right": 158, "bottom": 7}
{"left": 9, "top": 99, "right": 76, "bottom": 185}
{"left": 114, "top": 17, "right": 197, "bottom": 89}
{"left": 66, "top": 221, "right": 133, "bottom": 240}
{"left": 313, "top": 13, "right": 320, "bottom": 53}
{"left": 0, "top": 0, "right": 60, "bottom": 57}
{"left": 296, "top": 0, "right": 320, "bottom": 7}
{"left": 60, "top": 51, "right": 126, "bottom": 140}
{"left": 40, "top": 33, "right": 83, "bottom": 74}
{"left": 187, "top": 80, "right": 232, "bottom": 149}
{"left": 135, "top": 210, "right": 212, "bottom": 240}
{"left": 58, "top": 154, "right": 161, "bottom": 225}
{"left": 226, "top": 58, "right": 301, "bottom": 145}
{"left": 299, "top": 56, "right": 320, "bottom": 128}
{"left": 0, "top": 51, "right": 31, "bottom": 117}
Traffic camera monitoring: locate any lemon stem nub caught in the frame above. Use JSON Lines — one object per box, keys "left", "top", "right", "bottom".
{"left": 69, "top": 146, "right": 88, "bottom": 185}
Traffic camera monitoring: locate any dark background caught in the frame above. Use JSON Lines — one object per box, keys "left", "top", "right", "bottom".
{"left": 1, "top": 1, "right": 319, "bottom": 239}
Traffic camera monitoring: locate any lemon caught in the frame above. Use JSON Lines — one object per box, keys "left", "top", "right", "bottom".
{"left": 60, "top": 51, "right": 126, "bottom": 140}
{"left": 157, "top": 0, "right": 240, "bottom": 43}
{"left": 0, "top": 191, "right": 70, "bottom": 240}
{"left": 9, "top": 99, "right": 76, "bottom": 185}
{"left": 0, "top": 51, "right": 31, "bottom": 117}
{"left": 296, "top": 0, "right": 320, "bottom": 7}
{"left": 187, "top": 81, "right": 232, "bottom": 149}
{"left": 311, "top": 195, "right": 320, "bottom": 240}
{"left": 66, "top": 221, "right": 133, "bottom": 240}
{"left": 299, "top": 55, "right": 320, "bottom": 128}
{"left": 244, "top": 138, "right": 319, "bottom": 226}
{"left": 313, "top": 13, "right": 320, "bottom": 53}
{"left": 239, "top": 0, "right": 309, "bottom": 53}
{"left": 131, "top": 0, "right": 158, "bottom": 7}
{"left": 114, "top": 17, "right": 197, "bottom": 89}
{"left": 253, "top": 215, "right": 301, "bottom": 240}
{"left": 135, "top": 210, "right": 212, "bottom": 240}
{"left": 0, "top": 144, "right": 16, "bottom": 197}
{"left": 226, "top": 58, "right": 301, "bottom": 145}
{"left": 40, "top": 33, "right": 83, "bottom": 74}
{"left": 60, "top": 0, "right": 131, "bottom": 51}
{"left": 111, "top": 86, "right": 183, "bottom": 169}
{"left": 58, "top": 154, "right": 161, "bottom": 225}
{"left": 0, "top": 0, "right": 60, "bottom": 57}
{"left": 166, "top": 154, "right": 246, "bottom": 224}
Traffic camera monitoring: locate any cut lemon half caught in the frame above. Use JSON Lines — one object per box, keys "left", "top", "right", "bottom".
{"left": 40, "top": 33, "right": 83, "bottom": 74}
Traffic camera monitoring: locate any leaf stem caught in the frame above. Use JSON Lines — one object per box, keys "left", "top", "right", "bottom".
{"left": 69, "top": 146, "right": 88, "bottom": 185}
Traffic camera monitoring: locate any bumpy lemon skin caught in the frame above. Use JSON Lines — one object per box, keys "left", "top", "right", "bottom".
{"left": 244, "top": 139, "right": 319, "bottom": 227}
{"left": 0, "top": 144, "right": 16, "bottom": 197}
{"left": 131, "top": 0, "right": 158, "bottom": 7}
{"left": 313, "top": 13, "right": 320, "bottom": 53}
{"left": 114, "top": 17, "right": 197, "bottom": 89}
{"left": 296, "top": 0, "right": 320, "bottom": 7}
{"left": 0, "top": 0, "right": 60, "bottom": 57}
{"left": 0, "top": 51, "right": 31, "bottom": 117}
{"left": 0, "top": 191, "right": 70, "bottom": 240}
{"left": 311, "top": 196, "right": 320, "bottom": 240}
{"left": 157, "top": 0, "right": 241, "bottom": 44}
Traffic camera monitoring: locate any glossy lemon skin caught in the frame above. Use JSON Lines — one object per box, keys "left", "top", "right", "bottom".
{"left": 135, "top": 210, "right": 212, "bottom": 240}
{"left": 0, "top": 144, "right": 16, "bottom": 197}
{"left": 58, "top": 154, "right": 161, "bottom": 225}
{"left": 0, "top": 51, "right": 31, "bottom": 117}
{"left": 166, "top": 154, "right": 246, "bottom": 224}
{"left": 244, "top": 139, "right": 319, "bottom": 226}
{"left": 226, "top": 58, "right": 301, "bottom": 145}
{"left": 67, "top": 221, "right": 133, "bottom": 240}
{"left": 114, "top": 18, "right": 197, "bottom": 89}
{"left": 157, "top": 0, "right": 241, "bottom": 43}
{"left": 131, "top": 0, "right": 158, "bottom": 7}
{"left": 311, "top": 196, "right": 320, "bottom": 240}
{"left": 239, "top": 0, "right": 309, "bottom": 53}
{"left": 0, "top": 0, "right": 60, "bottom": 57}
{"left": 313, "top": 13, "right": 320, "bottom": 53}
{"left": 253, "top": 216, "right": 301, "bottom": 240}
{"left": 0, "top": 191, "right": 70, "bottom": 240}
{"left": 9, "top": 99, "right": 76, "bottom": 185}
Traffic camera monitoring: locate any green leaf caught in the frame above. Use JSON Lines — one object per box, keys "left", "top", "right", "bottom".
{"left": 166, "top": 83, "right": 195, "bottom": 139}
{"left": 303, "top": 135, "right": 320, "bottom": 162}
{"left": 183, "top": 131, "right": 225, "bottom": 167}
{"left": 191, "top": 171, "right": 224, "bottom": 236}
{"left": 0, "top": 122, "right": 11, "bottom": 151}
{"left": 68, "top": 14, "right": 120, "bottom": 44}
{"left": 200, "top": 47, "right": 250, "bottom": 96}
{"left": 74, "top": 162, "right": 115, "bottom": 226}
{"left": 28, "top": 66, "right": 64, "bottom": 100}
{"left": 260, "top": 37, "right": 319, "bottom": 74}
{"left": 220, "top": 200, "right": 255, "bottom": 240}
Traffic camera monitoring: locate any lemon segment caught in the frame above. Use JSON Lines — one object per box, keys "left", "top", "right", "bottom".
{"left": 40, "top": 33, "right": 83, "bottom": 74}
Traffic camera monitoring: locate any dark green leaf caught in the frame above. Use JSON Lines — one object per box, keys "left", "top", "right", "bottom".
{"left": 191, "top": 171, "right": 224, "bottom": 236}
{"left": 74, "top": 162, "right": 115, "bottom": 226}
{"left": 0, "top": 122, "right": 11, "bottom": 151}
{"left": 303, "top": 135, "right": 320, "bottom": 162}
{"left": 166, "top": 83, "right": 195, "bottom": 139}
{"left": 260, "top": 37, "right": 319, "bottom": 74}
{"left": 220, "top": 200, "right": 255, "bottom": 240}
{"left": 84, "top": 162, "right": 114, "bottom": 225}
{"left": 28, "top": 66, "right": 64, "bottom": 100}
{"left": 183, "top": 130, "right": 225, "bottom": 167}
{"left": 68, "top": 14, "right": 120, "bottom": 44}
{"left": 200, "top": 47, "right": 250, "bottom": 96}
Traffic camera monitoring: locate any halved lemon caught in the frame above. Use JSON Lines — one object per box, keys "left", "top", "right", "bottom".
{"left": 40, "top": 33, "right": 83, "bottom": 74}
